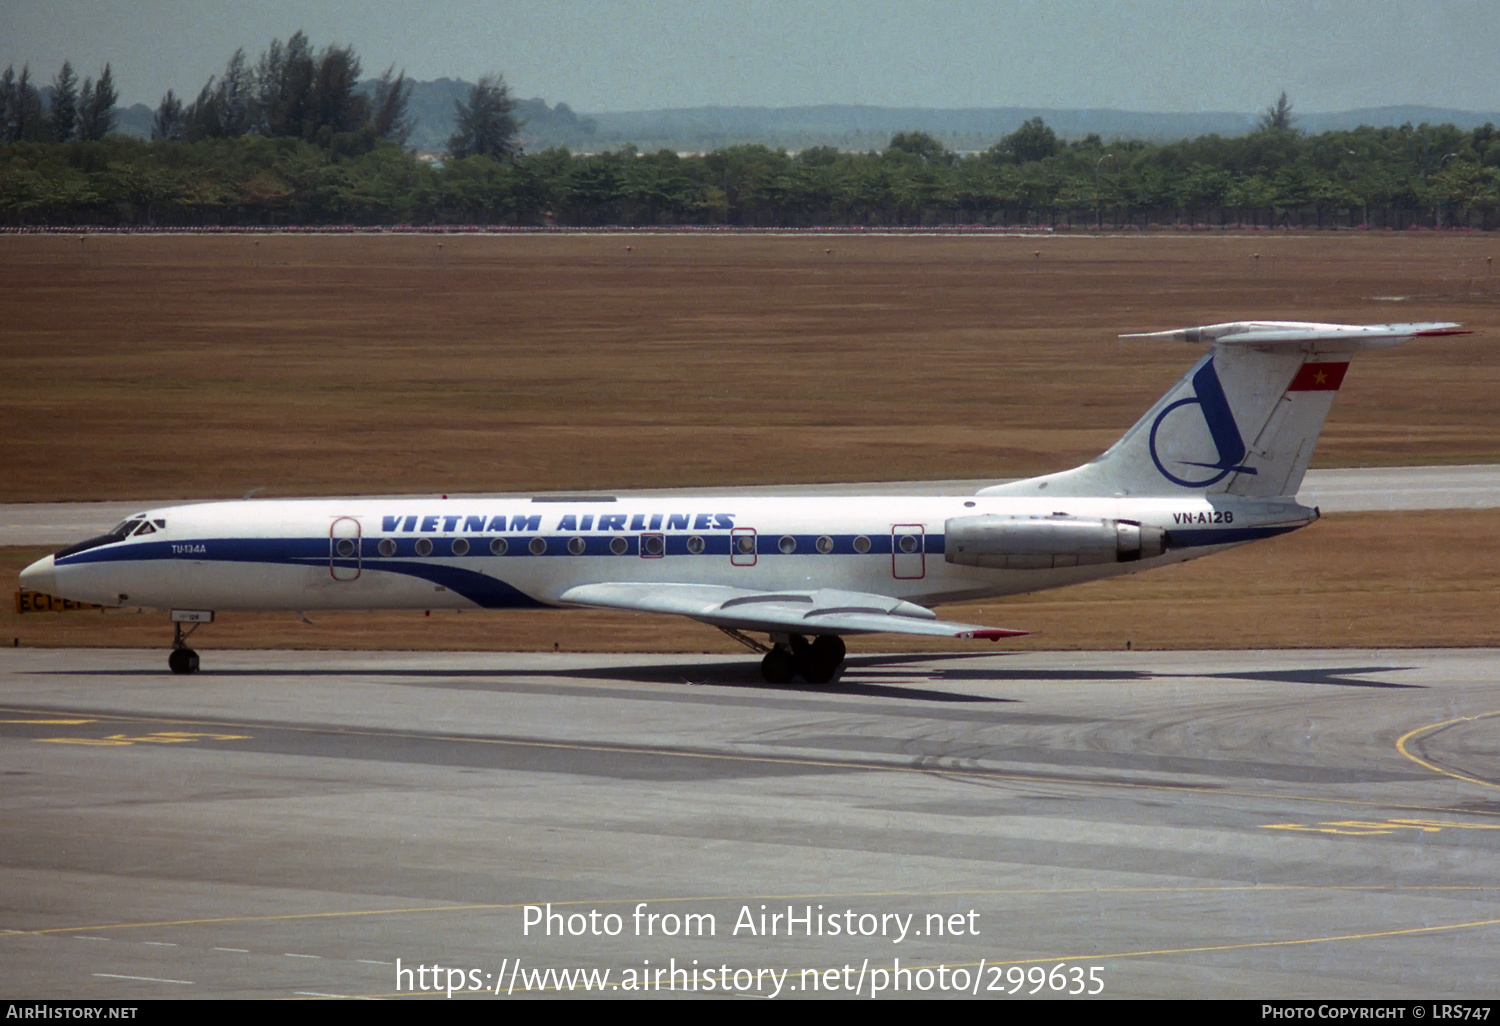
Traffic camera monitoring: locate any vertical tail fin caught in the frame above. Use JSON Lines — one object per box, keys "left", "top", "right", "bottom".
{"left": 980, "top": 322, "right": 1466, "bottom": 500}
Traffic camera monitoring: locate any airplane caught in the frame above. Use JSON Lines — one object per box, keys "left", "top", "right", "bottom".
{"left": 19, "top": 320, "right": 1466, "bottom": 683}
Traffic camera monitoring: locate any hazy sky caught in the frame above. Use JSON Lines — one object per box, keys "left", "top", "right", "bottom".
{"left": 4, "top": 0, "right": 1498, "bottom": 113}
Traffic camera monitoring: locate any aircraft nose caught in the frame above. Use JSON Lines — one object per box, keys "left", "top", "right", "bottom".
{"left": 19, "top": 554, "right": 57, "bottom": 595}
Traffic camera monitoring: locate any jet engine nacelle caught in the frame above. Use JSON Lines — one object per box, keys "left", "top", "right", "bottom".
{"left": 944, "top": 515, "right": 1166, "bottom": 570}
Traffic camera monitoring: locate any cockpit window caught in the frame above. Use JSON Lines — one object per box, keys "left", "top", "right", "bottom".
{"left": 133, "top": 521, "right": 157, "bottom": 536}
{"left": 56, "top": 515, "right": 147, "bottom": 560}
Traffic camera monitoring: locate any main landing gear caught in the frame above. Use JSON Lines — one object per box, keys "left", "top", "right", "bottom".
{"left": 760, "top": 635, "right": 845, "bottom": 686}
{"left": 715, "top": 627, "right": 847, "bottom": 685}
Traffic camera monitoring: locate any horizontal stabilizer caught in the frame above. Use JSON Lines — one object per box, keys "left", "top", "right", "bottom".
{"left": 560, "top": 582, "right": 1027, "bottom": 640}
{"left": 1119, "top": 321, "right": 1468, "bottom": 351}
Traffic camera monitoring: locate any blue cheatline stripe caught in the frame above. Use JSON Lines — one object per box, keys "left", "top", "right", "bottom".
{"left": 51, "top": 533, "right": 949, "bottom": 611}
{"left": 320, "top": 559, "right": 545, "bottom": 609}
{"left": 1167, "top": 525, "right": 1304, "bottom": 547}
{"left": 57, "top": 532, "right": 943, "bottom": 566}
{"left": 52, "top": 538, "right": 544, "bottom": 610}
{"left": 45, "top": 527, "right": 1298, "bottom": 610}
{"left": 355, "top": 533, "right": 933, "bottom": 557}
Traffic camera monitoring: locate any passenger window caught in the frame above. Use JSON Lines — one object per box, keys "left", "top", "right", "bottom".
{"left": 816, "top": 535, "right": 833, "bottom": 553}
{"left": 415, "top": 538, "right": 433, "bottom": 556}
{"left": 686, "top": 536, "right": 705, "bottom": 554}
{"left": 451, "top": 538, "right": 470, "bottom": 556}
{"left": 378, "top": 538, "right": 397, "bottom": 557}
{"left": 528, "top": 537, "right": 547, "bottom": 555}
{"left": 490, "top": 538, "right": 508, "bottom": 555}
{"left": 568, "top": 537, "right": 586, "bottom": 555}
{"left": 778, "top": 535, "right": 796, "bottom": 554}
{"left": 610, "top": 537, "right": 629, "bottom": 555}
{"left": 853, "top": 535, "right": 871, "bottom": 553}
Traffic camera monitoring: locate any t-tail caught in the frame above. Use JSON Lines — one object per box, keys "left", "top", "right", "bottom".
{"left": 984, "top": 318, "right": 1464, "bottom": 498}
{"left": 980, "top": 321, "right": 1468, "bottom": 500}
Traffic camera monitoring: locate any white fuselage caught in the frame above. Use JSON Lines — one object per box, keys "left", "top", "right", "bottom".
{"left": 30, "top": 493, "right": 1315, "bottom": 615}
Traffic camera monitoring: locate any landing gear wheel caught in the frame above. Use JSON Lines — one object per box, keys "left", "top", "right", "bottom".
{"left": 760, "top": 647, "right": 796, "bottom": 684}
{"left": 800, "top": 635, "right": 847, "bottom": 685}
{"left": 168, "top": 647, "right": 199, "bottom": 675}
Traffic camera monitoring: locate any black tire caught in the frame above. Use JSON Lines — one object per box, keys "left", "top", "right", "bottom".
{"left": 799, "top": 635, "right": 846, "bottom": 685}
{"left": 810, "top": 635, "right": 846, "bottom": 664}
{"left": 168, "top": 648, "right": 199, "bottom": 675}
{"left": 760, "top": 648, "right": 796, "bottom": 684}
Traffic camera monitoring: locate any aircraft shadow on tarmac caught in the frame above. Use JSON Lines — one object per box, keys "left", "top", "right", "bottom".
{"left": 36, "top": 653, "right": 1420, "bottom": 697}
{"left": 40, "top": 659, "right": 1006, "bottom": 704}
{"left": 1161, "top": 666, "right": 1422, "bottom": 690}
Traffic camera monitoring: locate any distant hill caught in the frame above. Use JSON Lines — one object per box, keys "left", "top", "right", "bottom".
{"left": 111, "top": 79, "right": 1499, "bottom": 153}
{"left": 116, "top": 103, "right": 153, "bottom": 138}
{"left": 387, "top": 77, "right": 597, "bottom": 153}
{"left": 390, "top": 96, "right": 1500, "bottom": 154}
{"left": 568, "top": 104, "right": 1500, "bottom": 154}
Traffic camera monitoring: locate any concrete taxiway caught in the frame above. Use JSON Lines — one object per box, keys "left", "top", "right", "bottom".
{"left": 2, "top": 647, "right": 1498, "bottom": 998}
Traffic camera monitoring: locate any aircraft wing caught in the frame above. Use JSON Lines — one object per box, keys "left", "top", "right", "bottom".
{"left": 558, "top": 582, "right": 1027, "bottom": 640}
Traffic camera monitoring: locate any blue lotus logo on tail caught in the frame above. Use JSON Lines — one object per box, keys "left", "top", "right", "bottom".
{"left": 1148, "top": 358, "right": 1256, "bottom": 488}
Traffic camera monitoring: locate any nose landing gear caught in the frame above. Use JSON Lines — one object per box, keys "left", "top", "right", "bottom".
{"left": 168, "top": 643, "right": 199, "bottom": 675}
{"left": 167, "top": 611, "right": 213, "bottom": 675}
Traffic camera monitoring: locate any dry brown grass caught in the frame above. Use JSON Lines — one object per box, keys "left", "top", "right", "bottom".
{"left": 3, "top": 233, "right": 1499, "bottom": 503}
{"left": 5, "top": 510, "right": 1498, "bottom": 652}
{"left": 5, "top": 233, "right": 1498, "bottom": 652}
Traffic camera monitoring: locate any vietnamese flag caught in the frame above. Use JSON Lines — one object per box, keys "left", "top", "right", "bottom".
{"left": 1288, "top": 361, "right": 1349, "bottom": 391}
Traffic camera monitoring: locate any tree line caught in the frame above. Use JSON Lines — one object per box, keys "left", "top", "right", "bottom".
{"left": 3, "top": 41, "right": 1499, "bottom": 229}
{"left": 5, "top": 34, "right": 520, "bottom": 159}
{"left": 1, "top": 62, "right": 118, "bottom": 144}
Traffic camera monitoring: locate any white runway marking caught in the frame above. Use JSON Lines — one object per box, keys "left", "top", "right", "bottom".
{"left": 92, "top": 972, "right": 194, "bottom": 984}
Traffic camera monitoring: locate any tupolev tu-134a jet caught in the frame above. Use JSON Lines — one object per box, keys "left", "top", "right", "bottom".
{"left": 21, "top": 320, "right": 1467, "bottom": 683}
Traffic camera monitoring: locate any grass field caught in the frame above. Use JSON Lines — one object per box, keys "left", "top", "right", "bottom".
{"left": 4, "top": 232, "right": 1498, "bottom": 651}
{"left": 4, "top": 232, "right": 1498, "bottom": 502}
